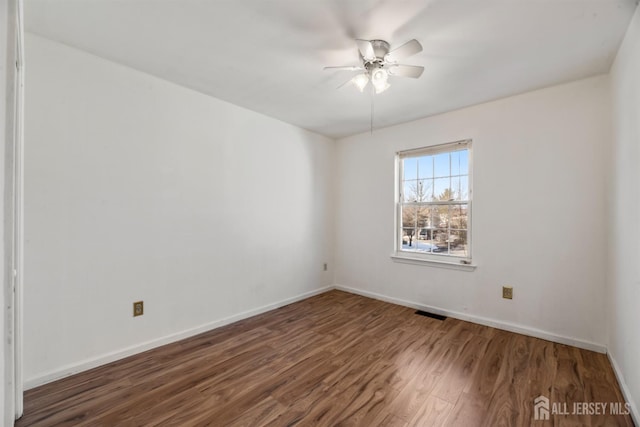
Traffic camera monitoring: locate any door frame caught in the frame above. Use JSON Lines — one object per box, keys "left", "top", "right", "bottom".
{"left": 4, "top": 0, "right": 25, "bottom": 423}
{"left": 13, "top": 0, "right": 25, "bottom": 418}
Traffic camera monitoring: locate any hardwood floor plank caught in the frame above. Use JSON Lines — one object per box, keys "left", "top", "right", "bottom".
{"left": 17, "top": 290, "right": 634, "bottom": 427}
{"left": 445, "top": 329, "right": 512, "bottom": 425}
{"left": 311, "top": 360, "right": 402, "bottom": 426}
{"left": 481, "top": 333, "right": 535, "bottom": 426}
{"left": 407, "top": 395, "right": 453, "bottom": 427}
{"left": 383, "top": 378, "right": 432, "bottom": 421}
{"left": 378, "top": 413, "right": 409, "bottom": 427}
{"left": 552, "top": 344, "right": 590, "bottom": 426}
{"left": 226, "top": 397, "right": 286, "bottom": 427}
{"left": 430, "top": 334, "right": 489, "bottom": 404}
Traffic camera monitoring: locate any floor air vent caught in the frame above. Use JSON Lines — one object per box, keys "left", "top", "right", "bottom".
{"left": 415, "top": 310, "right": 447, "bottom": 321}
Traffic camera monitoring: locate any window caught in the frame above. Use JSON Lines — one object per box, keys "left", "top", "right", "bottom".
{"left": 396, "top": 140, "right": 472, "bottom": 264}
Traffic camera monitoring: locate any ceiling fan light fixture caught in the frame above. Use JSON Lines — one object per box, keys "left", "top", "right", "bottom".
{"left": 374, "top": 81, "right": 390, "bottom": 94}
{"left": 351, "top": 73, "right": 370, "bottom": 92}
{"left": 371, "top": 68, "right": 390, "bottom": 94}
{"left": 371, "top": 68, "right": 388, "bottom": 84}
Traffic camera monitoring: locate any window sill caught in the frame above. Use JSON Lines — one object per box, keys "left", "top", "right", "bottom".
{"left": 390, "top": 253, "right": 477, "bottom": 271}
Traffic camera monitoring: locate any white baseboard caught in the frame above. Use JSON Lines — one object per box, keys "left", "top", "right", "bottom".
{"left": 334, "top": 284, "right": 607, "bottom": 354}
{"left": 607, "top": 351, "right": 639, "bottom": 425}
{"left": 24, "top": 286, "right": 333, "bottom": 390}
{"left": 26, "top": 283, "right": 612, "bottom": 391}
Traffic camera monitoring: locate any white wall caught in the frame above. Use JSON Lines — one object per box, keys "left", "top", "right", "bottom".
{"left": 335, "top": 75, "right": 611, "bottom": 351}
{"left": 1, "top": 0, "right": 8, "bottom": 421}
{"left": 609, "top": 4, "right": 640, "bottom": 419}
{"left": 1, "top": 0, "right": 20, "bottom": 423}
{"left": 23, "top": 33, "right": 335, "bottom": 387}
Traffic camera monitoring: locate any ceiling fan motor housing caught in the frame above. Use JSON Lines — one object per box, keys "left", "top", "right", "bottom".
{"left": 363, "top": 40, "right": 391, "bottom": 75}
{"left": 370, "top": 40, "right": 391, "bottom": 60}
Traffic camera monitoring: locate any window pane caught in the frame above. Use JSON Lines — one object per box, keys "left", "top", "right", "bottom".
{"left": 434, "top": 205, "right": 449, "bottom": 228}
{"left": 403, "top": 180, "right": 418, "bottom": 202}
{"left": 450, "top": 230, "right": 468, "bottom": 257}
{"left": 419, "top": 179, "right": 432, "bottom": 202}
{"left": 418, "top": 156, "right": 433, "bottom": 179}
{"left": 415, "top": 238, "right": 438, "bottom": 253}
{"left": 420, "top": 236, "right": 437, "bottom": 252}
{"left": 402, "top": 228, "right": 418, "bottom": 250}
{"left": 403, "top": 157, "right": 418, "bottom": 181}
{"left": 424, "top": 206, "right": 437, "bottom": 229}
{"left": 461, "top": 176, "right": 470, "bottom": 200}
{"left": 434, "top": 177, "right": 451, "bottom": 201}
{"left": 404, "top": 180, "right": 432, "bottom": 202}
{"left": 406, "top": 220, "right": 441, "bottom": 253}
{"left": 451, "top": 176, "right": 461, "bottom": 201}
{"left": 459, "top": 150, "right": 469, "bottom": 175}
{"left": 420, "top": 179, "right": 433, "bottom": 201}
{"left": 402, "top": 205, "right": 417, "bottom": 229}
{"left": 401, "top": 204, "right": 418, "bottom": 250}
{"left": 451, "top": 150, "right": 469, "bottom": 176}
{"left": 434, "top": 152, "right": 450, "bottom": 178}
{"left": 449, "top": 204, "right": 468, "bottom": 230}
{"left": 450, "top": 176, "right": 470, "bottom": 201}
{"left": 416, "top": 205, "right": 431, "bottom": 230}
{"left": 434, "top": 229, "right": 449, "bottom": 254}
{"left": 450, "top": 150, "right": 461, "bottom": 176}
{"left": 417, "top": 207, "right": 437, "bottom": 253}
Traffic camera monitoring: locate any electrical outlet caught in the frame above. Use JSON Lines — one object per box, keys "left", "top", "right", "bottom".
{"left": 502, "top": 286, "right": 513, "bottom": 300}
{"left": 323, "top": 263, "right": 328, "bottom": 271}
{"left": 133, "top": 301, "right": 144, "bottom": 317}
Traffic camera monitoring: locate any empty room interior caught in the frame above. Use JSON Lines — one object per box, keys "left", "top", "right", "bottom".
{"left": 1, "top": 0, "right": 640, "bottom": 425}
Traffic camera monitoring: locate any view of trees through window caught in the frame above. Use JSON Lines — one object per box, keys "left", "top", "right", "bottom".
{"left": 400, "top": 144, "right": 470, "bottom": 258}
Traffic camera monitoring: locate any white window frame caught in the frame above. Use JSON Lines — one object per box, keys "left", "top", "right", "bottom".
{"left": 392, "top": 139, "right": 475, "bottom": 269}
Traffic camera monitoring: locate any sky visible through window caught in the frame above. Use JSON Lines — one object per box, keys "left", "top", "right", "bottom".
{"left": 402, "top": 149, "right": 469, "bottom": 202}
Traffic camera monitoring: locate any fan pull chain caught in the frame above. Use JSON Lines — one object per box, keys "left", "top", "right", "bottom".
{"left": 370, "top": 83, "right": 374, "bottom": 135}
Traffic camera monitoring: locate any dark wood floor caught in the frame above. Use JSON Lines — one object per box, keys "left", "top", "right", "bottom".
{"left": 18, "top": 290, "right": 633, "bottom": 426}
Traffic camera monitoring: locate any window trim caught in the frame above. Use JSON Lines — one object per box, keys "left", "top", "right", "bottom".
{"left": 393, "top": 139, "right": 474, "bottom": 268}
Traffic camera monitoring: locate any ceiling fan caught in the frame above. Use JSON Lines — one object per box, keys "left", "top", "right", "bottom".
{"left": 324, "top": 39, "right": 424, "bottom": 94}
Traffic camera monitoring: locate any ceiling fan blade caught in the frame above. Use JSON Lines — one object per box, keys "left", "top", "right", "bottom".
{"left": 384, "top": 39, "right": 423, "bottom": 63}
{"left": 336, "top": 78, "right": 353, "bottom": 89}
{"left": 356, "top": 39, "right": 376, "bottom": 61}
{"left": 324, "top": 65, "right": 364, "bottom": 71}
{"left": 388, "top": 64, "right": 424, "bottom": 78}
{"left": 336, "top": 73, "right": 370, "bottom": 91}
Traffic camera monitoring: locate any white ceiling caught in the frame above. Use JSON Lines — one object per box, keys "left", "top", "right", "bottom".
{"left": 25, "top": 0, "right": 637, "bottom": 139}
